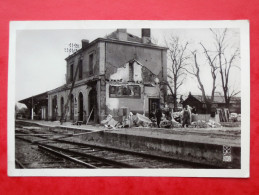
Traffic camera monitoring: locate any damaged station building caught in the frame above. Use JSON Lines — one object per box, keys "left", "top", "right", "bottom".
{"left": 19, "top": 29, "right": 168, "bottom": 124}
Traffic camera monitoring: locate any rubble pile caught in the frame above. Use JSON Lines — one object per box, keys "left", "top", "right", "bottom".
{"left": 229, "top": 113, "right": 241, "bottom": 122}
{"left": 171, "top": 120, "right": 182, "bottom": 128}
{"left": 171, "top": 112, "right": 181, "bottom": 123}
{"left": 101, "top": 112, "right": 153, "bottom": 129}
{"left": 131, "top": 113, "right": 152, "bottom": 127}
{"left": 190, "top": 120, "right": 208, "bottom": 128}
{"left": 190, "top": 120, "right": 222, "bottom": 128}
{"left": 101, "top": 114, "right": 119, "bottom": 129}
{"left": 100, "top": 108, "right": 234, "bottom": 129}
{"left": 160, "top": 120, "right": 172, "bottom": 128}
{"left": 207, "top": 120, "right": 222, "bottom": 128}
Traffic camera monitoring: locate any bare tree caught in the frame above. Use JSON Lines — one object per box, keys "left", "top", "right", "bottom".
{"left": 186, "top": 42, "right": 219, "bottom": 113}
{"left": 210, "top": 28, "right": 240, "bottom": 108}
{"left": 165, "top": 36, "right": 189, "bottom": 111}
{"left": 186, "top": 51, "right": 212, "bottom": 112}
{"left": 200, "top": 42, "right": 219, "bottom": 103}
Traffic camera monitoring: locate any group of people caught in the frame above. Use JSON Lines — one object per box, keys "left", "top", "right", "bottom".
{"left": 149, "top": 105, "right": 196, "bottom": 128}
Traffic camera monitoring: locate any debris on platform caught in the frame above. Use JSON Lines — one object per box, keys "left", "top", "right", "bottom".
{"left": 171, "top": 111, "right": 182, "bottom": 123}
{"left": 171, "top": 118, "right": 182, "bottom": 128}
{"left": 101, "top": 114, "right": 119, "bottom": 129}
{"left": 107, "top": 118, "right": 119, "bottom": 127}
{"left": 190, "top": 120, "right": 208, "bottom": 128}
{"left": 190, "top": 119, "right": 222, "bottom": 128}
{"left": 160, "top": 119, "right": 172, "bottom": 128}
{"left": 101, "top": 108, "right": 227, "bottom": 129}
{"left": 229, "top": 113, "right": 239, "bottom": 122}
{"left": 134, "top": 113, "right": 152, "bottom": 127}
{"left": 207, "top": 120, "right": 222, "bottom": 128}
{"left": 101, "top": 114, "right": 113, "bottom": 125}
{"left": 117, "top": 112, "right": 134, "bottom": 128}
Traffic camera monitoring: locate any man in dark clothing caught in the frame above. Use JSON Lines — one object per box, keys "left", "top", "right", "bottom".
{"left": 156, "top": 108, "right": 162, "bottom": 128}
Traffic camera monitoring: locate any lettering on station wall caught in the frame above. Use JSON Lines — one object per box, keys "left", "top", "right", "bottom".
{"left": 109, "top": 85, "right": 141, "bottom": 98}
{"left": 64, "top": 43, "right": 80, "bottom": 54}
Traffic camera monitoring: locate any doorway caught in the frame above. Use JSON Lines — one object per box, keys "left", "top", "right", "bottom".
{"left": 78, "top": 92, "right": 84, "bottom": 121}
{"left": 70, "top": 94, "right": 74, "bottom": 120}
{"left": 60, "top": 97, "right": 64, "bottom": 118}
{"left": 149, "top": 98, "right": 160, "bottom": 116}
{"left": 52, "top": 96, "right": 57, "bottom": 121}
{"left": 88, "top": 88, "right": 97, "bottom": 122}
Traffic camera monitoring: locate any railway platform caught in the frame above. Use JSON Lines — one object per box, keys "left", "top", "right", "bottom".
{"left": 16, "top": 120, "right": 241, "bottom": 168}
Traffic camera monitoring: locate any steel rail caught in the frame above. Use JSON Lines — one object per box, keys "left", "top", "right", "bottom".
{"left": 16, "top": 135, "right": 222, "bottom": 168}
{"left": 15, "top": 128, "right": 224, "bottom": 168}
{"left": 38, "top": 145, "right": 97, "bottom": 168}
{"left": 38, "top": 143, "right": 139, "bottom": 168}
{"left": 56, "top": 139, "right": 222, "bottom": 169}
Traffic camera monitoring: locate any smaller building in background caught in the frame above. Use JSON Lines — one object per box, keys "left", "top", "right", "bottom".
{"left": 182, "top": 93, "right": 241, "bottom": 114}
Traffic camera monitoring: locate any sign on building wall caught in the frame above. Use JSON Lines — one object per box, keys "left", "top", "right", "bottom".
{"left": 109, "top": 85, "right": 141, "bottom": 98}
{"left": 64, "top": 43, "right": 80, "bottom": 55}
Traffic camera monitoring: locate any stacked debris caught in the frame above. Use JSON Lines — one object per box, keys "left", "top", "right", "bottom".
{"left": 171, "top": 121, "right": 182, "bottom": 128}
{"left": 101, "top": 112, "right": 153, "bottom": 129}
{"left": 171, "top": 111, "right": 182, "bottom": 123}
{"left": 133, "top": 113, "right": 152, "bottom": 127}
{"left": 215, "top": 108, "right": 230, "bottom": 122}
{"left": 229, "top": 113, "right": 241, "bottom": 122}
{"left": 101, "top": 109, "right": 223, "bottom": 129}
{"left": 207, "top": 120, "right": 222, "bottom": 128}
{"left": 190, "top": 120, "right": 222, "bottom": 128}
{"left": 160, "top": 119, "right": 172, "bottom": 128}
{"left": 190, "top": 120, "right": 208, "bottom": 128}
{"left": 101, "top": 114, "right": 119, "bottom": 129}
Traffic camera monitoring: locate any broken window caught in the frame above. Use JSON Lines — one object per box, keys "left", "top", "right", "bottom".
{"left": 129, "top": 62, "right": 134, "bottom": 81}
{"left": 70, "top": 64, "right": 74, "bottom": 82}
{"left": 89, "top": 53, "right": 94, "bottom": 75}
{"left": 78, "top": 59, "right": 83, "bottom": 80}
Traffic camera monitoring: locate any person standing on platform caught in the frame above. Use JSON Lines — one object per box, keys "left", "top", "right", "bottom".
{"left": 156, "top": 107, "right": 162, "bottom": 128}
{"left": 182, "top": 105, "right": 191, "bottom": 127}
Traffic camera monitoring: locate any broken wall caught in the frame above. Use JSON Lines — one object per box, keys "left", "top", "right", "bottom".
{"left": 105, "top": 42, "right": 167, "bottom": 82}
{"left": 105, "top": 55, "right": 164, "bottom": 119}
{"left": 109, "top": 61, "right": 142, "bottom": 82}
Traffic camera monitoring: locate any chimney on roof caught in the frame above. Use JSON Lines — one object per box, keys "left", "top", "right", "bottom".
{"left": 141, "top": 29, "right": 151, "bottom": 44}
{"left": 116, "top": 29, "right": 127, "bottom": 41}
{"left": 82, "top": 39, "right": 89, "bottom": 49}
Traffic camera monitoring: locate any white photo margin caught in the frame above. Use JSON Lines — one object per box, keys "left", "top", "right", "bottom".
{"left": 8, "top": 20, "right": 250, "bottom": 177}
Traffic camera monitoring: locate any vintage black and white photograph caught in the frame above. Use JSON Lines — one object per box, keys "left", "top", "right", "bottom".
{"left": 8, "top": 20, "right": 250, "bottom": 177}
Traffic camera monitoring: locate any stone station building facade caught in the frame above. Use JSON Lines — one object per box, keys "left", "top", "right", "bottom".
{"left": 21, "top": 29, "right": 168, "bottom": 124}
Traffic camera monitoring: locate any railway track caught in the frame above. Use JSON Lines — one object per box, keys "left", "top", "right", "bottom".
{"left": 38, "top": 144, "right": 136, "bottom": 168}
{"left": 16, "top": 134, "right": 220, "bottom": 169}
{"left": 15, "top": 138, "right": 89, "bottom": 169}
{"left": 15, "top": 123, "right": 224, "bottom": 169}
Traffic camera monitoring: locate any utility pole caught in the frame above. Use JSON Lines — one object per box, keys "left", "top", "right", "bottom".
{"left": 60, "top": 58, "right": 81, "bottom": 124}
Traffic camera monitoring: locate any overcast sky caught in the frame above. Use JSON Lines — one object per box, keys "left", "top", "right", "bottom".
{"left": 15, "top": 28, "right": 240, "bottom": 105}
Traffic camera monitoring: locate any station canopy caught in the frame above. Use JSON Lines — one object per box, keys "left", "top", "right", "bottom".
{"left": 19, "top": 92, "right": 48, "bottom": 109}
